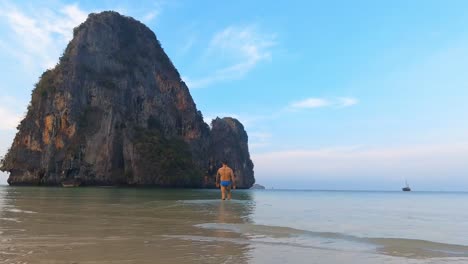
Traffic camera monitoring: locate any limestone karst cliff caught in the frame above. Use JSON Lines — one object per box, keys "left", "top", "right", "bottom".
{"left": 206, "top": 118, "right": 255, "bottom": 188}
{"left": 0, "top": 11, "right": 254, "bottom": 188}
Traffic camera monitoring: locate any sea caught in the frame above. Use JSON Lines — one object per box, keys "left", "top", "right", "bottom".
{"left": 0, "top": 186, "right": 467, "bottom": 264}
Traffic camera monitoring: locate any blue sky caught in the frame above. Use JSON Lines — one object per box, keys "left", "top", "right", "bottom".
{"left": 1, "top": 0, "right": 468, "bottom": 190}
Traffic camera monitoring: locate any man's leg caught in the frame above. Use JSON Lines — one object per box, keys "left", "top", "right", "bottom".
{"left": 227, "top": 185, "right": 232, "bottom": 200}
{"left": 221, "top": 186, "right": 226, "bottom": 200}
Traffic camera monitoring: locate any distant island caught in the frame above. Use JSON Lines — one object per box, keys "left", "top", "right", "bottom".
{"left": 250, "top": 184, "right": 266, "bottom": 190}
{"left": 0, "top": 11, "right": 255, "bottom": 188}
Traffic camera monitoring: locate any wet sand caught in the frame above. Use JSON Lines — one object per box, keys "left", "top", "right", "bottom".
{"left": 1, "top": 187, "right": 467, "bottom": 264}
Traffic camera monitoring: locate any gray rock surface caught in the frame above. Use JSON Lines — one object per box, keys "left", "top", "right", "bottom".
{"left": 250, "top": 184, "right": 266, "bottom": 190}
{"left": 0, "top": 11, "right": 255, "bottom": 188}
{"left": 205, "top": 117, "right": 255, "bottom": 188}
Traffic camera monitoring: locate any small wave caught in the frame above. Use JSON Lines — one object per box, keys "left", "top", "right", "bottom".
{"left": 195, "top": 223, "right": 305, "bottom": 238}
{"left": 0, "top": 218, "right": 21, "bottom": 223}
{"left": 370, "top": 237, "right": 468, "bottom": 258}
{"left": 162, "top": 234, "right": 345, "bottom": 253}
{"left": 5, "top": 209, "right": 37, "bottom": 214}
{"left": 195, "top": 222, "right": 468, "bottom": 258}
{"left": 178, "top": 199, "right": 250, "bottom": 205}
{"left": 177, "top": 199, "right": 221, "bottom": 204}
{"left": 164, "top": 235, "right": 250, "bottom": 245}
{"left": 0, "top": 251, "right": 22, "bottom": 256}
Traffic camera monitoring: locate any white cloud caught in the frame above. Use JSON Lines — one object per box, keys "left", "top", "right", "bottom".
{"left": 290, "top": 98, "right": 331, "bottom": 109}
{"left": 0, "top": 96, "right": 24, "bottom": 131}
{"left": 250, "top": 132, "right": 272, "bottom": 141}
{"left": 0, "top": 1, "right": 171, "bottom": 71}
{"left": 136, "top": 0, "right": 167, "bottom": 23}
{"left": 185, "top": 25, "right": 276, "bottom": 89}
{"left": 44, "top": 4, "right": 88, "bottom": 41}
{"left": 0, "top": 2, "right": 88, "bottom": 70}
{"left": 249, "top": 132, "right": 272, "bottom": 149}
{"left": 0, "top": 106, "right": 21, "bottom": 131}
{"left": 178, "top": 35, "right": 196, "bottom": 56}
{"left": 338, "top": 97, "right": 358, "bottom": 107}
{"left": 252, "top": 143, "right": 468, "bottom": 182}
{"left": 289, "top": 97, "right": 358, "bottom": 110}
{"left": 141, "top": 10, "right": 160, "bottom": 23}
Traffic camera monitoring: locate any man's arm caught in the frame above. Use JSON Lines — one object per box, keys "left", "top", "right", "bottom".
{"left": 216, "top": 171, "right": 220, "bottom": 187}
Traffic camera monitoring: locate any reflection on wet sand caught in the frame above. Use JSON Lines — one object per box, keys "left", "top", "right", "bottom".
{"left": 0, "top": 187, "right": 255, "bottom": 264}
{"left": 204, "top": 196, "right": 255, "bottom": 264}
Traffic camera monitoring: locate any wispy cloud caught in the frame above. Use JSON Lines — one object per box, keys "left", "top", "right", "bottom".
{"left": 0, "top": 2, "right": 88, "bottom": 70}
{"left": 44, "top": 4, "right": 88, "bottom": 42}
{"left": 249, "top": 132, "right": 272, "bottom": 149}
{"left": 289, "top": 97, "right": 358, "bottom": 110}
{"left": 173, "top": 22, "right": 200, "bottom": 58}
{"left": 252, "top": 143, "right": 468, "bottom": 181}
{"left": 0, "top": 107, "right": 21, "bottom": 131}
{"left": 0, "top": 1, "right": 167, "bottom": 71}
{"left": 184, "top": 25, "right": 276, "bottom": 88}
{"left": 338, "top": 97, "right": 358, "bottom": 107}
{"left": 178, "top": 35, "right": 196, "bottom": 56}
{"left": 290, "top": 98, "right": 331, "bottom": 109}
{"left": 141, "top": 10, "right": 159, "bottom": 22}
{"left": 0, "top": 96, "right": 25, "bottom": 131}
{"left": 140, "top": 1, "right": 165, "bottom": 23}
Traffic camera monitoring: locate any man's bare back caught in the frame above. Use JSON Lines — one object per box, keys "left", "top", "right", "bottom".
{"left": 216, "top": 161, "right": 236, "bottom": 200}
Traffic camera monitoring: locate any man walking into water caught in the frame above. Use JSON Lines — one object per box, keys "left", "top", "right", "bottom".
{"left": 216, "top": 160, "right": 236, "bottom": 200}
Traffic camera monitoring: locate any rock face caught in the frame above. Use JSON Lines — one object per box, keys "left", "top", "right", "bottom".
{"left": 206, "top": 118, "right": 255, "bottom": 188}
{"left": 250, "top": 184, "right": 266, "bottom": 190}
{"left": 0, "top": 11, "right": 255, "bottom": 188}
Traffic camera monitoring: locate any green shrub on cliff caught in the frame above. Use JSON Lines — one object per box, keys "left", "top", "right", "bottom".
{"left": 33, "top": 69, "right": 58, "bottom": 99}
{"left": 134, "top": 128, "right": 202, "bottom": 187}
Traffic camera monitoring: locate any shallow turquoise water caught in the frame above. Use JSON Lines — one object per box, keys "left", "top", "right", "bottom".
{"left": 0, "top": 186, "right": 467, "bottom": 263}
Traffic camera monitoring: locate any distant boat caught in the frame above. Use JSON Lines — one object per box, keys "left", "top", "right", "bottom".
{"left": 61, "top": 179, "right": 81, "bottom": 188}
{"left": 402, "top": 180, "right": 411, "bottom": 192}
